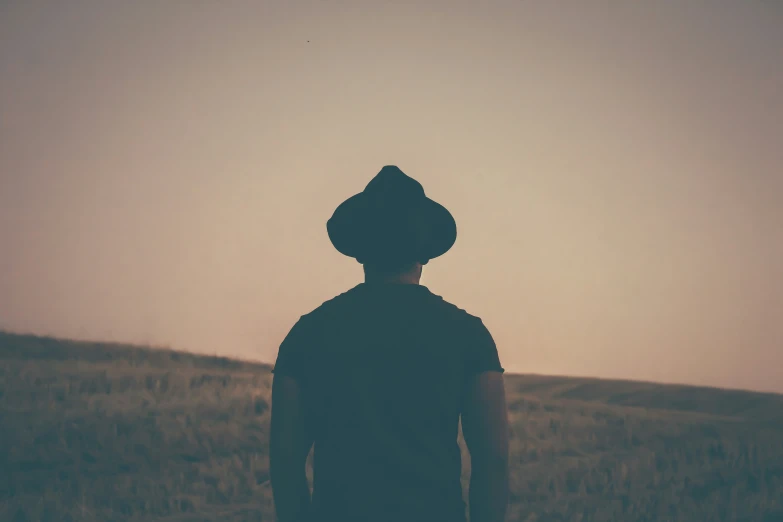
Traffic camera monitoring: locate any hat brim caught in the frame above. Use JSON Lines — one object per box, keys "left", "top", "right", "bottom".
{"left": 327, "top": 192, "right": 457, "bottom": 262}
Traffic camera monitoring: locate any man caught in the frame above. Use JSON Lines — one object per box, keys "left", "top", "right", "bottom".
{"left": 270, "top": 166, "right": 509, "bottom": 522}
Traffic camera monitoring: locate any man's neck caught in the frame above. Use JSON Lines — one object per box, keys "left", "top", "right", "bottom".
{"left": 364, "top": 273, "right": 420, "bottom": 285}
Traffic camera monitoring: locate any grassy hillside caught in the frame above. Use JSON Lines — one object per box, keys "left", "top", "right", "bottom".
{"left": 1, "top": 331, "right": 782, "bottom": 521}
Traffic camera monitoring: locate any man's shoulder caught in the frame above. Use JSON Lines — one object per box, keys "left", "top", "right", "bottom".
{"left": 423, "top": 287, "right": 487, "bottom": 328}
{"left": 296, "top": 285, "right": 362, "bottom": 323}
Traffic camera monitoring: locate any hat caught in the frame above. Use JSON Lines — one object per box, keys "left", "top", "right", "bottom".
{"left": 327, "top": 166, "right": 457, "bottom": 264}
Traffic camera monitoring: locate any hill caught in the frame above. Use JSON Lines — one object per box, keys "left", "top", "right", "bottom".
{"left": 1, "top": 331, "right": 782, "bottom": 521}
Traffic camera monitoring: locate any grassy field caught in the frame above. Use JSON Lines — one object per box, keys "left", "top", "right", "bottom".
{"left": 1, "top": 331, "right": 782, "bottom": 522}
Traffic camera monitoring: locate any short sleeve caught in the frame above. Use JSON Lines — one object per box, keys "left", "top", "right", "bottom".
{"left": 272, "top": 315, "right": 313, "bottom": 380}
{"left": 465, "top": 317, "right": 504, "bottom": 375}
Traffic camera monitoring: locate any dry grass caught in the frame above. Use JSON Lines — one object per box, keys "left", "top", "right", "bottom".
{"left": 1, "top": 331, "right": 782, "bottom": 521}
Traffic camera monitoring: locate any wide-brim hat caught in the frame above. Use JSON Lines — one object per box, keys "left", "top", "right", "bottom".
{"left": 327, "top": 166, "right": 457, "bottom": 264}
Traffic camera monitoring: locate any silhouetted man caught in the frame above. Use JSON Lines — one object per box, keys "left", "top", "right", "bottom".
{"left": 270, "top": 166, "right": 509, "bottom": 522}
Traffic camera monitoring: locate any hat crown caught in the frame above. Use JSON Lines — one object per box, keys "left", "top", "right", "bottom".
{"left": 363, "top": 166, "right": 426, "bottom": 203}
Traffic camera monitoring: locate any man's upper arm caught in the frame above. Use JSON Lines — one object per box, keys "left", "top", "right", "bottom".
{"left": 462, "top": 371, "right": 509, "bottom": 465}
{"left": 270, "top": 374, "right": 313, "bottom": 463}
{"left": 270, "top": 315, "right": 315, "bottom": 463}
{"left": 461, "top": 316, "right": 508, "bottom": 464}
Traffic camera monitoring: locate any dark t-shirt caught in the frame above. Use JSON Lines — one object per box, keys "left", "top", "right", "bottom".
{"left": 272, "top": 282, "right": 504, "bottom": 522}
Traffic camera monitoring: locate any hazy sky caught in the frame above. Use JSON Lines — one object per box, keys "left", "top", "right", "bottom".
{"left": 1, "top": 1, "right": 782, "bottom": 393}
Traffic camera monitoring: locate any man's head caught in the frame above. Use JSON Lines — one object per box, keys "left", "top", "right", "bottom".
{"left": 327, "top": 166, "right": 456, "bottom": 279}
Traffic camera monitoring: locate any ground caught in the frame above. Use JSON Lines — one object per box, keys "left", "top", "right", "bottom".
{"left": 1, "top": 331, "right": 782, "bottom": 521}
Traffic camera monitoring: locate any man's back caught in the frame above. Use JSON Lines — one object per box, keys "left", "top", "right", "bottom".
{"left": 272, "top": 282, "right": 504, "bottom": 522}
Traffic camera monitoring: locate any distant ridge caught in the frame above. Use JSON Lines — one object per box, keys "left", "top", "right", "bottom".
{"left": 1, "top": 330, "right": 781, "bottom": 424}
{"left": 0, "top": 330, "right": 272, "bottom": 372}
{"left": 509, "top": 373, "right": 783, "bottom": 426}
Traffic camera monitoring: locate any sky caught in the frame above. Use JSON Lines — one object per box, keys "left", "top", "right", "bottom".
{"left": 1, "top": 1, "right": 782, "bottom": 393}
